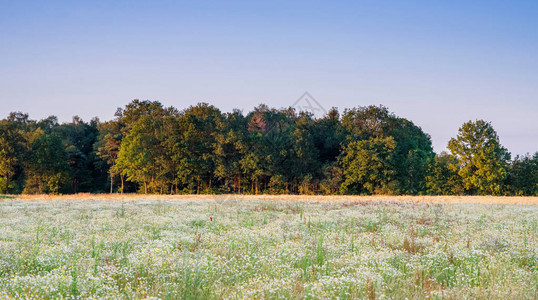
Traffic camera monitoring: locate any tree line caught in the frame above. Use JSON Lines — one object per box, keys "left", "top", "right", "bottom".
{"left": 0, "top": 100, "right": 536, "bottom": 195}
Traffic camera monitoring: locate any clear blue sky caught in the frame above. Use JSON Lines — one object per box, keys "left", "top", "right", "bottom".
{"left": 1, "top": 1, "right": 537, "bottom": 155}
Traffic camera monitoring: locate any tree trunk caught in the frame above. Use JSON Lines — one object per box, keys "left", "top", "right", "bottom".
{"left": 255, "top": 179, "right": 258, "bottom": 194}
{"left": 121, "top": 174, "right": 124, "bottom": 194}
{"left": 110, "top": 174, "right": 114, "bottom": 194}
{"left": 39, "top": 176, "right": 43, "bottom": 194}
{"left": 5, "top": 173, "right": 9, "bottom": 195}
{"left": 144, "top": 181, "right": 147, "bottom": 194}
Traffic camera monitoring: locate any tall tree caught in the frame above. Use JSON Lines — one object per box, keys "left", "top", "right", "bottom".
{"left": 115, "top": 99, "right": 165, "bottom": 133}
{"left": 116, "top": 115, "right": 163, "bottom": 194}
{"left": 95, "top": 120, "right": 123, "bottom": 193}
{"left": 243, "top": 105, "right": 297, "bottom": 193}
{"left": 24, "top": 132, "right": 69, "bottom": 194}
{"left": 447, "top": 120, "right": 510, "bottom": 195}
{"left": 313, "top": 108, "right": 345, "bottom": 195}
{"left": 56, "top": 116, "right": 101, "bottom": 193}
{"left": 425, "top": 152, "right": 464, "bottom": 195}
{"left": 341, "top": 105, "right": 434, "bottom": 194}
{"left": 214, "top": 110, "right": 248, "bottom": 193}
{"left": 113, "top": 99, "right": 167, "bottom": 193}
{"left": 289, "top": 112, "right": 320, "bottom": 194}
{"left": 173, "top": 103, "right": 222, "bottom": 193}
{"left": 507, "top": 153, "right": 538, "bottom": 196}
{"left": 312, "top": 107, "right": 345, "bottom": 164}
{"left": 340, "top": 136, "right": 396, "bottom": 194}
{"left": 156, "top": 107, "right": 182, "bottom": 194}
{"left": 388, "top": 117, "right": 434, "bottom": 194}
{"left": 0, "top": 120, "right": 24, "bottom": 194}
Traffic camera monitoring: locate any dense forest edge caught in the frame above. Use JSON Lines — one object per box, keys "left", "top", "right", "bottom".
{"left": 0, "top": 100, "right": 536, "bottom": 196}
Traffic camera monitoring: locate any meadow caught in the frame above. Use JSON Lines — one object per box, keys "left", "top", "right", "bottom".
{"left": 0, "top": 195, "right": 537, "bottom": 299}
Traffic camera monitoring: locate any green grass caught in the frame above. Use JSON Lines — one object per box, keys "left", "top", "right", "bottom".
{"left": 0, "top": 198, "right": 536, "bottom": 299}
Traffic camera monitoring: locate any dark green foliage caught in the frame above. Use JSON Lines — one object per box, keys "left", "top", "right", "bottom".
{"left": 55, "top": 116, "right": 103, "bottom": 193}
{"left": 94, "top": 120, "right": 123, "bottom": 193}
{"left": 312, "top": 107, "right": 345, "bottom": 164}
{"left": 0, "top": 100, "right": 535, "bottom": 195}
{"left": 24, "top": 133, "right": 70, "bottom": 194}
{"left": 214, "top": 110, "right": 249, "bottom": 193}
{"left": 425, "top": 152, "right": 464, "bottom": 195}
{"left": 0, "top": 119, "right": 25, "bottom": 194}
{"left": 173, "top": 103, "right": 222, "bottom": 193}
{"left": 340, "top": 105, "right": 435, "bottom": 194}
{"left": 507, "top": 153, "right": 538, "bottom": 196}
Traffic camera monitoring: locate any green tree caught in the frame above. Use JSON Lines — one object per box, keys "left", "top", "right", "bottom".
{"left": 319, "top": 162, "right": 343, "bottom": 194}
{"left": 312, "top": 108, "right": 345, "bottom": 195}
{"left": 173, "top": 103, "right": 222, "bottom": 193}
{"left": 341, "top": 105, "right": 391, "bottom": 140}
{"left": 341, "top": 105, "right": 434, "bottom": 194}
{"left": 214, "top": 110, "right": 248, "bottom": 193}
{"left": 156, "top": 108, "right": 182, "bottom": 194}
{"left": 312, "top": 107, "right": 345, "bottom": 164}
{"left": 115, "top": 99, "right": 165, "bottom": 133}
{"left": 289, "top": 112, "right": 320, "bottom": 194}
{"left": 113, "top": 99, "right": 169, "bottom": 193}
{"left": 24, "top": 132, "right": 69, "bottom": 194}
{"left": 0, "top": 120, "right": 25, "bottom": 194}
{"left": 116, "top": 115, "right": 163, "bottom": 194}
{"left": 388, "top": 118, "right": 434, "bottom": 194}
{"left": 56, "top": 116, "right": 101, "bottom": 193}
{"left": 425, "top": 152, "right": 464, "bottom": 195}
{"left": 7, "top": 113, "right": 37, "bottom": 193}
{"left": 340, "top": 136, "right": 396, "bottom": 194}
{"left": 243, "top": 105, "right": 298, "bottom": 193}
{"left": 447, "top": 120, "right": 510, "bottom": 195}
{"left": 95, "top": 120, "right": 123, "bottom": 193}
{"left": 507, "top": 153, "right": 538, "bottom": 196}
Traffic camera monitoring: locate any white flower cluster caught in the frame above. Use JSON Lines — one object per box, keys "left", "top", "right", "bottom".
{"left": 0, "top": 198, "right": 536, "bottom": 298}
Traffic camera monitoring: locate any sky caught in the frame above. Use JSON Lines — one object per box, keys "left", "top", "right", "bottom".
{"left": 1, "top": 1, "right": 537, "bottom": 156}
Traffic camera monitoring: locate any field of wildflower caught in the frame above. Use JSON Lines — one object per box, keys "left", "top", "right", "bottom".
{"left": 0, "top": 195, "right": 537, "bottom": 299}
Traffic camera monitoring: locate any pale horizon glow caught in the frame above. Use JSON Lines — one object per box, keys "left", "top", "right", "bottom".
{"left": 1, "top": 1, "right": 537, "bottom": 156}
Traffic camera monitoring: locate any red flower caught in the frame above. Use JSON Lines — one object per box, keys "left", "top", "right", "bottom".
{"left": 210, "top": 217, "right": 213, "bottom": 221}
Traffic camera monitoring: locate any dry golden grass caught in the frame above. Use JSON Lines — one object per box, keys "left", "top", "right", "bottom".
{"left": 8, "top": 193, "right": 538, "bottom": 205}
